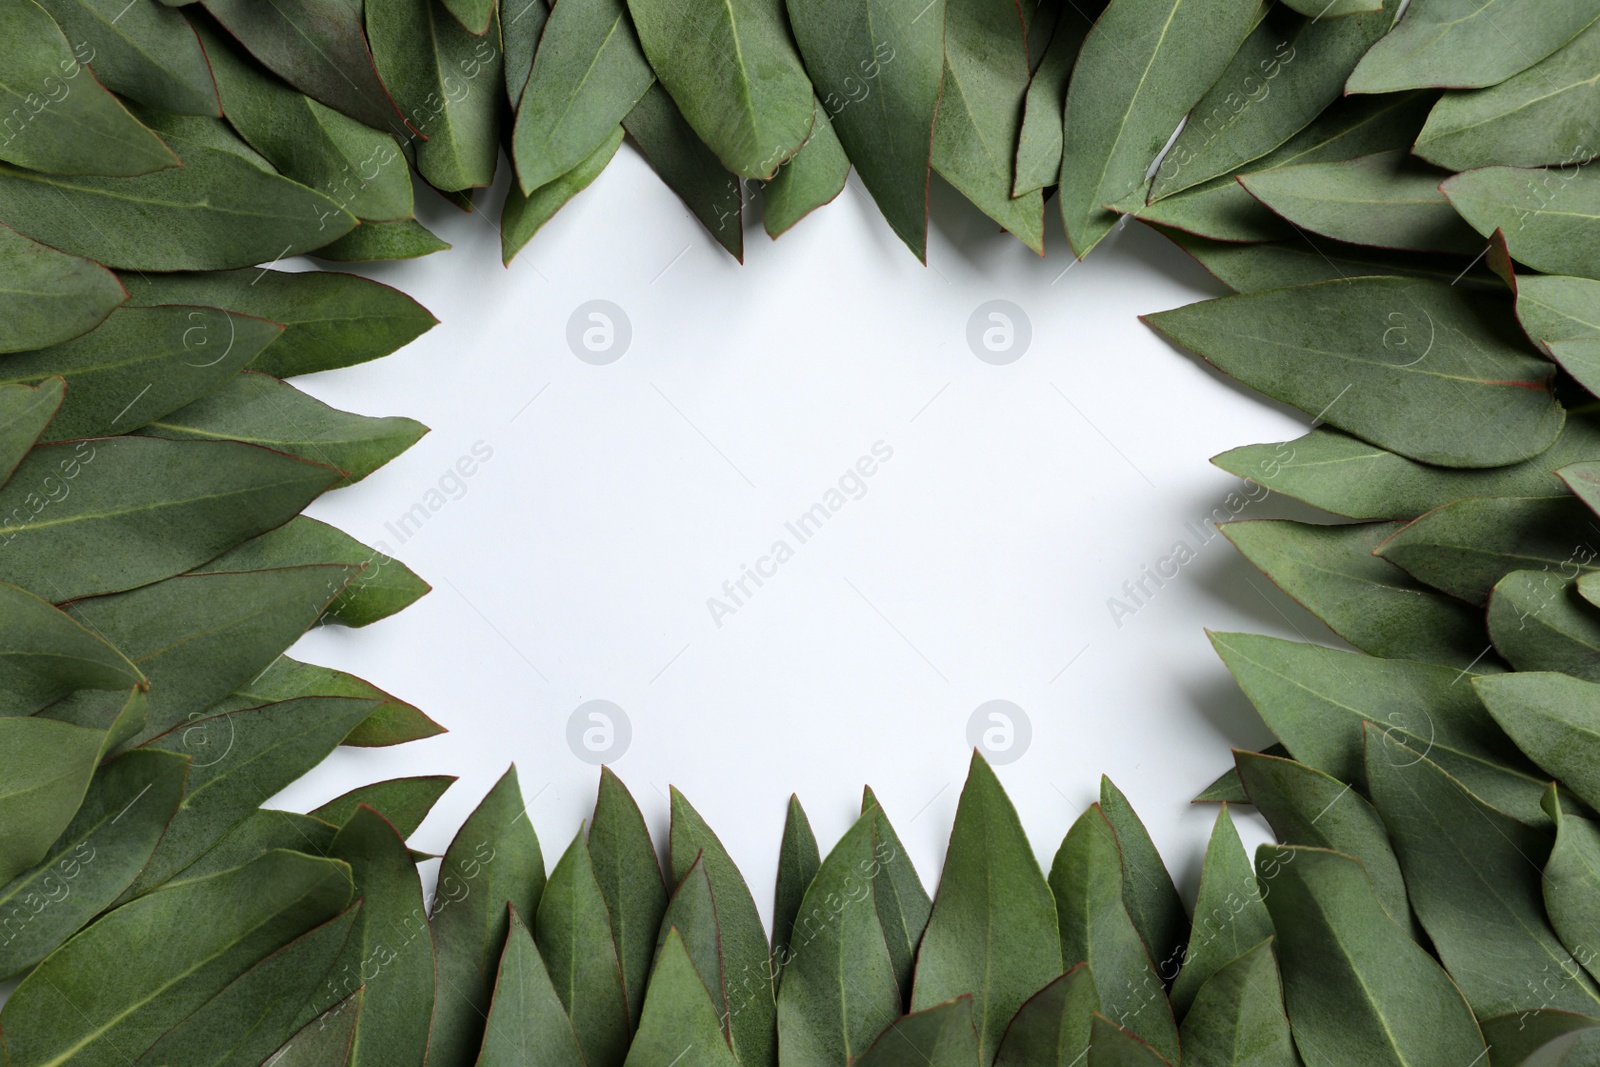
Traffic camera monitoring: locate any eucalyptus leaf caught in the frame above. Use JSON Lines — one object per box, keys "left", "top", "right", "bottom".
{"left": 0, "top": 717, "right": 104, "bottom": 886}
{"left": 1475, "top": 672, "right": 1600, "bottom": 814}
{"left": 1514, "top": 276, "right": 1600, "bottom": 358}
{"left": 1260, "top": 844, "right": 1484, "bottom": 1066}
{"left": 589, "top": 765, "right": 666, "bottom": 1031}
{"left": 772, "top": 792, "right": 821, "bottom": 984}
{"left": 1086, "top": 1014, "right": 1172, "bottom": 1066}
{"left": 1058, "top": 0, "right": 1258, "bottom": 257}
{"left": 1480, "top": 1010, "right": 1600, "bottom": 1067}
{"left": 162, "top": 808, "right": 337, "bottom": 888}
{"left": 1161, "top": 226, "right": 1502, "bottom": 294}
{"left": 1444, "top": 165, "right": 1600, "bottom": 281}
{"left": 0, "top": 0, "right": 178, "bottom": 176}
{"left": 1543, "top": 792, "right": 1600, "bottom": 987}
{"left": 475, "top": 907, "right": 588, "bottom": 1067}
{"left": 623, "top": 929, "right": 742, "bottom": 1067}
{"left": 627, "top": 0, "right": 815, "bottom": 180}
{"left": 1144, "top": 277, "right": 1563, "bottom": 468}
{"left": 1347, "top": 0, "right": 1600, "bottom": 94}
{"left": 536, "top": 828, "right": 630, "bottom": 1067}
{"left": 0, "top": 378, "right": 63, "bottom": 491}
{"left": 623, "top": 84, "right": 743, "bottom": 260}
{"left": 777, "top": 807, "right": 900, "bottom": 1066}
{"left": 511, "top": 0, "right": 653, "bottom": 194}
{"left": 1011, "top": 1, "right": 1099, "bottom": 198}
{"left": 0, "top": 577, "right": 141, "bottom": 715}
{"left": 992, "top": 965, "right": 1097, "bottom": 1067}
{"left": 217, "top": 655, "right": 442, "bottom": 749}
{"left": 36, "top": 0, "right": 217, "bottom": 115}
{"left": 763, "top": 102, "right": 849, "bottom": 239}
{"left": 428, "top": 765, "right": 547, "bottom": 1067}
{"left": 912, "top": 753, "right": 1062, "bottom": 1064}
{"left": 310, "top": 776, "right": 455, "bottom": 838}
{"left": 445, "top": 0, "right": 496, "bottom": 33}
{"left": 854, "top": 998, "right": 981, "bottom": 1067}
{"left": 0, "top": 849, "right": 353, "bottom": 1067}
{"left": 862, "top": 784, "right": 931, "bottom": 1005}
{"left": 1100, "top": 776, "right": 1187, "bottom": 983}
{"left": 0, "top": 225, "right": 124, "bottom": 354}
{"left": 785, "top": 0, "right": 945, "bottom": 261}
{"left": 503, "top": 124, "right": 624, "bottom": 265}
{"left": 1171, "top": 806, "right": 1273, "bottom": 1018}
{"left": 500, "top": 0, "right": 548, "bottom": 107}
{"left": 656, "top": 855, "right": 725, "bottom": 1025}
{"left": 313, "top": 218, "right": 453, "bottom": 261}
{"left": 1176, "top": 938, "right": 1295, "bottom": 1065}
{"left": 1489, "top": 571, "right": 1600, "bottom": 680}
{"left": 1220, "top": 519, "right": 1497, "bottom": 670}
{"left": 258, "top": 990, "right": 363, "bottom": 1067}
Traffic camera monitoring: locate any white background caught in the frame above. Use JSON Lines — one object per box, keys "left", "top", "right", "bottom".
{"left": 281, "top": 148, "right": 1328, "bottom": 916}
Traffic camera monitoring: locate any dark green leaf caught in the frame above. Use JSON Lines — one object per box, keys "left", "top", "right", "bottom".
{"left": 475, "top": 907, "right": 587, "bottom": 1067}
{"left": 1171, "top": 806, "right": 1273, "bottom": 1017}
{"left": 771, "top": 792, "right": 820, "bottom": 984}
{"left": 1347, "top": 0, "right": 1600, "bottom": 93}
{"left": 1100, "top": 776, "right": 1187, "bottom": 983}
{"left": 1058, "top": 0, "right": 1258, "bottom": 257}
{"left": 0, "top": 577, "right": 140, "bottom": 715}
{"left": 216, "top": 655, "right": 442, "bottom": 748}
{"left": 1260, "top": 845, "right": 1484, "bottom": 1066}
{"left": 0, "top": 0, "right": 178, "bottom": 176}
{"left": 1176, "top": 938, "right": 1295, "bottom": 1065}
{"left": 500, "top": 0, "right": 548, "bottom": 108}
{"left": 0, "top": 849, "right": 352, "bottom": 1067}
{"left": 1086, "top": 1014, "right": 1171, "bottom": 1066}
{"left": 165, "top": 808, "right": 338, "bottom": 887}
{"left": 913, "top": 753, "right": 1062, "bottom": 1063}
{"left": 536, "top": 828, "right": 629, "bottom": 1066}
{"left": 785, "top": 0, "right": 945, "bottom": 260}
{"left": 0, "top": 378, "right": 63, "bottom": 489}
{"left": 589, "top": 766, "right": 665, "bottom": 1031}
{"left": 855, "top": 998, "right": 981, "bottom": 1067}
{"left": 1050, "top": 804, "right": 1179, "bottom": 1062}
{"left": 0, "top": 749, "right": 186, "bottom": 979}
{"left": 428, "top": 765, "right": 547, "bottom": 1067}
{"left": 777, "top": 806, "right": 899, "bottom": 1065}
{"left": 36, "top": 0, "right": 217, "bottom": 115}
{"left": 259, "top": 991, "right": 362, "bottom": 1067}
{"left": 1234, "top": 750, "right": 1417, "bottom": 938}
{"left": 0, "top": 225, "right": 124, "bottom": 354}
{"left": 444, "top": 0, "right": 495, "bottom": 33}
{"left": 1481, "top": 1010, "right": 1600, "bottom": 1067}
{"left": 1476, "top": 672, "right": 1600, "bottom": 813}
{"left": 1220, "top": 519, "right": 1498, "bottom": 669}
{"left": 1145, "top": 278, "right": 1563, "bottom": 468}
{"left": 503, "top": 125, "right": 624, "bottom": 264}
{"left": 669, "top": 786, "right": 775, "bottom": 1065}
{"left": 862, "top": 784, "right": 931, "bottom": 1005}
{"left": 1489, "top": 571, "right": 1600, "bottom": 680}
{"left": 623, "top": 83, "right": 743, "bottom": 260}
{"left": 310, "top": 776, "right": 454, "bottom": 838}
{"left": 992, "top": 965, "right": 1098, "bottom": 1067}
{"left": 1011, "top": 2, "right": 1099, "bottom": 198}
{"left": 1444, "top": 166, "right": 1600, "bottom": 281}
{"left": 511, "top": 0, "right": 651, "bottom": 194}
{"left": 656, "top": 855, "right": 726, "bottom": 1025}
{"left": 1543, "top": 790, "right": 1600, "bottom": 987}
{"left": 1161, "top": 226, "right": 1503, "bottom": 294}
{"left": 313, "top": 218, "right": 453, "bottom": 262}
{"left": 626, "top": 928, "right": 743, "bottom": 1067}
{"left": 763, "top": 101, "right": 849, "bottom": 238}
{"left": 0, "top": 717, "right": 103, "bottom": 885}
{"left": 327, "top": 806, "right": 435, "bottom": 1067}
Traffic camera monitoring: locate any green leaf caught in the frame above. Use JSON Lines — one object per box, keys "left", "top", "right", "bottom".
{"left": 1260, "top": 845, "right": 1484, "bottom": 1066}
{"left": 0, "top": 578, "right": 141, "bottom": 715}
{"left": 503, "top": 125, "right": 624, "bottom": 264}
{"left": 139, "top": 371, "right": 428, "bottom": 489}
{"left": 444, "top": 0, "right": 495, "bottom": 33}
{"left": 134, "top": 906, "right": 358, "bottom": 1067}
{"left": 656, "top": 855, "right": 726, "bottom": 1025}
{"left": 1086, "top": 1014, "right": 1172, "bottom": 1066}
{"left": 1239, "top": 150, "right": 1480, "bottom": 254}
{"left": 627, "top": 0, "right": 814, "bottom": 180}
{"left": 197, "top": 23, "right": 413, "bottom": 223}
{"left": 1177, "top": 938, "right": 1295, "bottom": 1065}
{"left": 777, "top": 806, "right": 900, "bottom": 1065}
{"left": 120, "top": 267, "right": 437, "bottom": 379}
{"left": 1099, "top": 776, "right": 1187, "bottom": 982}
{"left": 862, "top": 784, "right": 931, "bottom": 1004}
{"left": 36, "top": 0, "right": 217, "bottom": 115}
{"left": 1543, "top": 792, "right": 1600, "bottom": 987}
{"left": 1444, "top": 166, "right": 1600, "bottom": 280}
{"left": 785, "top": 0, "right": 945, "bottom": 261}
{"left": 1480, "top": 1010, "right": 1600, "bottom": 1067}
{"left": 623, "top": 84, "right": 744, "bottom": 260}
{"left": 1170, "top": 806, "right": 1273, "bottom": 1018}
{"left": 428, "top": 765, "right": 547, "bottom": 1067}
{"left": 1281, "top": 0, "right": 1381, "bottom": 11}
{"left": 854, "top": 998, "right": 981, "bottom": 1067}
{"left": 216, "top": 655, "right": 442, "bottom": 749}
{"left": 913, "top": 753, "right": 1061, "bottom": 1063}
{"left": 623, "top": 928, "right": 742, "bottom": 1067}
{"left": 1347, "top": 0, "right": 1600, "bottom": 93}
{"left": 1377, "top": 497, "right": 1595, "bottom": 605}
{"left": 536, "top": 828, "right": 630, "bottom": 1066}
{"left": 1163, "top": 226, "right": 1503, "bottom": 295}
{"left": 0, "top": 225, "right": 124, "bottom": 354}
{"left": 772, "top": 792, "right": 821, "bottom": 984}
{"left": 1150, "top": 1, "right": 1397, "bottom": 200}
{"left": 1233, "top": 750, "right": 1417, "bottom": 939}
{"left": 164, "top": 808, "right": 338, "bottom": 888}
{"left": 1415, "top": 20, "right": 1600, "bottom": 172}
{"left": 763, "top": 101, "right": 849, "bottom": 238}
{"left": 369, "top": 0, "right": 504, "bottom": 191}
{"left": 1209, "top": 632, "right": 1513, "bottom": 787}
{"left": 258, "top": 990, "right": 363, "bottom": 1067}
{"left": 1220, "top": 519, "right": 1498, "bottom": 669}
{"left": 475, "top": 907, "right": 588, "bottom": 1067}
{"left": 202, "top": 0, "right": 408, "bottom": 137}
{"left": 0, "top": 306, "right": 280, "bottom": 441}
{"left": 589, "top": 766, "right": 665, "bottom": 1031}
{"left": 313, "top": 218, "right": 453, "bottom": 262}
{"left": 992, "top": 965, "right": 1098, "bottom": 1067}
{"left": 1366, "top": 731, "right": 1600, "bottom": 1017}
{"left": 500, "top": 0, "right": 548, "bottom": 107}
{"left": 0, "top": 748, "right": 186, "bottom": 979}
{"left": 327, "top": 806, "right": 436, "bottom": 1067}
{"left": 1513, "top": 276, "right": 1600, "bottom": 360}
{"left": 1212, "top": 413, "right": 1600, "bottom": 520}
{"left": 1560, "top": 461, "right": 1600, "bottom": 520}
{"left": 1475, "top": 672, "right": 1600, "bottom": 814}
{"left": 930, "top": 0, "right": 1042, "bottom": 252}
{"left": 669, "top": 786, "right": 775, "bottom": 1066}
{"left": 1145, "top": 278, "right": 1563, "bottom": 468}
{"left": 0, "top": 378, "right": 64, "bottom": 489}
{"left": 1058, "top": 0, "right": 1259, "bottom": 257}
{"left": 1489, "top": 571, "right": 1600, "bottom": 680}
{"left": 1050, "top": 804, "right": 1179, "bottom": 1061}
{"left": 510, "top": 0, "right": 652, "bottom": 194}
{"left": 0, "top": 717, "right": 104, "bottom": 885}
{"left": 196, "top": 516, "right": 429, "bottom": 628}
{"left": 310, "top": 776, "right": 455, "bottom": 838}
{"left": 0, "top": 145, "right": 357, "bottom": 271}
{"left": 1011, "top": 2, "right": 1099, "bottom": 198}
{"left": 131, "top": 697, "right": 379, "bottom": 893}
{"left": 0, "top": 849, "right": 353, "bottom": 1067}
{"left": 0, "top": 0, "right": 178, "bottom": 176}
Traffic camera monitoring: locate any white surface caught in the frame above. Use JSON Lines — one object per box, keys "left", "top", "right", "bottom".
{"left": 280, "top": 148, "right": 1330, "bottom": 914}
